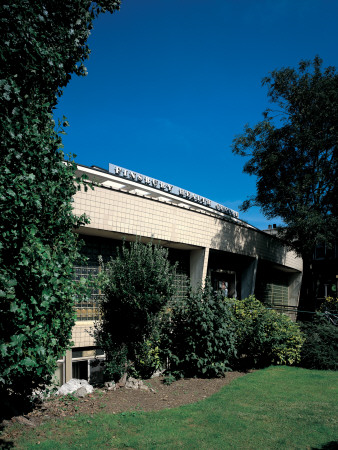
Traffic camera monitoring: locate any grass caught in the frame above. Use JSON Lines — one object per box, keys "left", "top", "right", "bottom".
{"left": 15, "top": 367, "right": 338, "bottom": 449}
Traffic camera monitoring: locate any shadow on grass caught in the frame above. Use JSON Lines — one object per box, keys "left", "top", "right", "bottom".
{"left": 0, "top": 394, "right": 38, "bottom": 449}
{"left": 0, "top": 424, "right": 15, "bottom": 449}
{"left": 0, "top": 438, "right": 15, "bottom": 449}
{"left": 312, "top": 441, "right": 338, "bottom": 449}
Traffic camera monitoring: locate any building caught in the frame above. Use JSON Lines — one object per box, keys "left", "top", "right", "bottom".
{"left": 312, "top": 241, "right": 338, "bottom": 302}
{"left": 56, "top": 163, "right": 303, "bottom": 385}
{"left": 264, "top": 227, "right": 338, "bottom": 309}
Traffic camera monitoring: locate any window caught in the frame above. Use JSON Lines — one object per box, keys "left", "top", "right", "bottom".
{"left": 71, "top": 347, "right": 105, "bottom": 383}
{"left": 73, "top": 266, "right": 101, "bottom": 321}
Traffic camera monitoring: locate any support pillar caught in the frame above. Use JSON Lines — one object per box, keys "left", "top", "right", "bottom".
{"left": 190, "top": 247, "right": 209, "bottom": 289}
{"left": 288, "top": 271, "right": 303, "bottom": 321}
{"left": 65, "top": 349, "right": 72, "bottom": 382}
{"left": 241, "top": 256, "right": 258, "bottom": 299}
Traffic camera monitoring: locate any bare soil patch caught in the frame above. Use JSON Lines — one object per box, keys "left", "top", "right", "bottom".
{"left": 1, "top": 371, "right": 247, "bottom": 445}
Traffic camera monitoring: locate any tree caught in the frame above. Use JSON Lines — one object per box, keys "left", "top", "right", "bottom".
{"left": 160, "top": 280, "right": 237, "bottom": 379}
{"left": 0, "top": 0, "right": 121, "bottom": 407}
{"left": 232, "top": 57, "right": 338, "bottom": 307}
{"left": 94, "top": 241, "right": 176, "bottom": 381}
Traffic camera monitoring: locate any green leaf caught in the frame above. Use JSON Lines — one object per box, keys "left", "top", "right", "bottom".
{"left": 10, "top": 302, "right": 18, "bottom": 313}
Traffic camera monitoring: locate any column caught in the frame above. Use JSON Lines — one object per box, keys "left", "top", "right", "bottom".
{"left": 65, "top": 349, "right": 72, "bottom": 382}
{"left": 241, "top": 256, "right": 258, "bottom": 299}
{"left": 190, "top": 247, "right": 209, "bottom": 289}
{"left": 288, "top": 271, "right": 303, "bottom": 321}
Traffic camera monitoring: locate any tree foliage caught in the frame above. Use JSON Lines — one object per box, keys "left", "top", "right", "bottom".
{"left": 299, "top": 316, "right": 338, "bottom": 370}
{"left": 0, "top": 0, "right": 120, "bottom": 404}
{"left": 232, "top": 57, "right": 338, "bottom": 260}
{"left": 94, "top": 241, "right": 176, "bottom": 382}
{"left": 229, "top": 297, "right": 304, "bottom": 368}
{"left": 160, "top": 281, "right": 237, "bottom": 378}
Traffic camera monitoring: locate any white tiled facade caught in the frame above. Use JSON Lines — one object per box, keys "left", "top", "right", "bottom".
{"left": 74, "top": 182, "right": 301, "bottom": 270}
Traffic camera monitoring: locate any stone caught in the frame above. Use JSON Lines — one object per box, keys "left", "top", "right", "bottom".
{"left": 13, "top": 416, "right": 36, "bottom": 427}
{"left": 125, "top": 377, "right": 140, "bottom": 390}
{"left": 118, "top": 372, "right": 128, "bottom": 387}
{"left": 74, "top": 386, "right": 88, "bottom": 398}
{"left": 104, "top": 381, "right": 116, "bottom": 391}
{"left": 1, "top": 419, "right": 12, "bottom": 428}
{"left": 57, "top": 378, "right": 94, "bottom": 396}
{"left": 124, "top": 377, "right": 149, "bottom": 390}
{"left": 151, "top": 370, "right": 164, "bottom": 378}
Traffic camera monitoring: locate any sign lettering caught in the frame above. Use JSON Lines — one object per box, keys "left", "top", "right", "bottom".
{"left": 108, "top": 163, "right": 239, "bottom": 218}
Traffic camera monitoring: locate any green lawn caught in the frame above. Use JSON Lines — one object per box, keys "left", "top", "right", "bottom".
{"left": 16, "top": 367, "right": 338, "bottom": 449}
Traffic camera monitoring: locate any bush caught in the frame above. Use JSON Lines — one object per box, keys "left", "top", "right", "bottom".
{"left": 299, "top": 316, "right": 338, "bottom": 370}
{"left": 161, "top": 280, "right": 237, "bottom": 378}
{"left": 229, "top": 296, "right": 304, "bottom": 368}
{"left": 318, "top": 296, "right": 338, "bottom": 317}
{"left": 94, "top": 241, "right": 176, "bottom": 382}
{"left": 130, "top": 337, "right": 162, "bottom": 379}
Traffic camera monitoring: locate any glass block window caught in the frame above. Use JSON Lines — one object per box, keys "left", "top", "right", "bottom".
{"left": 74, "top": 237, "right": 192, "bottom": 320}
{"left": 173, "top": 273, "right": 189, "bottom": 301}
{"left": 73, "top": 266, "right": 101, "bottom": 321}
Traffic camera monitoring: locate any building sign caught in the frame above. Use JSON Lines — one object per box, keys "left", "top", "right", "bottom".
{"left": 108, "top": 163, "right": 239, "bottom": 219}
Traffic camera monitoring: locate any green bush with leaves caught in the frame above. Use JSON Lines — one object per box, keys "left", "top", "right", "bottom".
{"left": 161, "top": 280, "right": 237, "bottom": 379}
{"left": 0, "top": 0, "right": 120, "bottom": 407}
{"left": 229, "top": 296, "right": 304, "bottom": 368}
{"left": 299, "top": 315, "right": 337, "bottom": 371}
{"left": 94, "top": 241, "right": 176, "bottom": 381}
{"left": 318, "top": 296, "right": 338, "bottom": 315}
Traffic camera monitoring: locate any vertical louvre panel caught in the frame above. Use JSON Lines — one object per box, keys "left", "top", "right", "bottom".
{"left": 256, "top": 281, "right": 288, "bottom": 312}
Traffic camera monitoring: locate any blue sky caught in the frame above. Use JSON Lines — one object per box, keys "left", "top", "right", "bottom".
{"left": 56, "top": 0, "right": 338, "bottom": 229}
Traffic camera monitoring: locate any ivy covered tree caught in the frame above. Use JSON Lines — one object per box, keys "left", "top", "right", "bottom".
{"left": 232, "top": 57, "right": 338, "bottom": 308}
{"left": 0, "top": 0, "right": 121, "bottom": 406}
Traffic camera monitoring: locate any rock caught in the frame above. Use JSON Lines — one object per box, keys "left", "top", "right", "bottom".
{"left": 104, "top": 381, "right": 116, "bottom": 391}
{"left": 1, "top": 419, "right": 12, "bottom": 428}
{"left": 74, "top": 386, "right": 88, "bottom": 398}
{"left": 125, "top": 377, "right": 140, "bottom": 390}
{"left": 57, "top": 379, "right": 93, "bottom": 396}
{"left": 13, "top": 416, "right": 36, "bottom": 427}
{"left": 125, "top": 377, "right": 148, "bottom": 390}
{"left": 118, "top": 372, "right": 128, "bottom": 387}
{"left": 151, "top": 370, "right": 164, "bottom": 378}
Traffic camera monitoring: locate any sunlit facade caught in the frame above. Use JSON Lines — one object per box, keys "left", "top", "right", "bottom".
{"left": 56, "top": 163, "right": 303, "bottom": 385}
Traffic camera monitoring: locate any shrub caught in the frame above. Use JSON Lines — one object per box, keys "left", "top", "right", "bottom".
{"left": 299, "top": 316, "right": 338, "bottom": 370}
{"left": 161, "top": 280, "right": 237, "bottom": 378}
{"left": 229, "top": 296, "right": 304, "bottom": 368}
{"left": 130, "top": 337, "right": 162, "bottom": 379}
{"left": 318, "top": 296, "right": 338, "bottom": 319}
{"left": 94, "top": 241, "right": 176, "bottom": 382}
